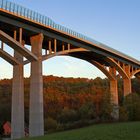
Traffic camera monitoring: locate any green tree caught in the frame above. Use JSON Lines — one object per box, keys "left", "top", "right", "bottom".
{"left": 44, "top": 117, "right": 57, "bottom": 132}
{"left": 100, "top": 93, "right": 113, "bottom": 121}
{"left": 123, "top": 93, "right": 140, "bottom": 121}
{"left": 79, "top": 102, "right": 96, "bottom": 120}
{"left": 58, "top": 108, "right": 78, "bottom": 123}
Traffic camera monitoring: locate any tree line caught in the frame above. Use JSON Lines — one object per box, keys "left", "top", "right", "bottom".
{"left": 0, "top": 75, "right": 140, "bottom": 135}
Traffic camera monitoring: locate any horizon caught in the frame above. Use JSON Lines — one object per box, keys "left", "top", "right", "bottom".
{"left": 0, "top": 74, "right": 106, "bottom": 81}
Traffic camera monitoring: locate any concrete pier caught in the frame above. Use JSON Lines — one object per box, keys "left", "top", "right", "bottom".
{"left": 11, "top": 50, "right": 24, "bottom": 139}
{"left": 109, "top": 67, "right": 119, "bottom": 120}
{"left": 123, "top": 78, "right": 132, "bottom": 96}
{"left": 123, "top": 65, "right": 132, "bottom": 96}
{"left": 110, "top": 80, "right": 119, "bottom": 120}
{"left": 29, "top": 33, "right": 44, "bottom": 136}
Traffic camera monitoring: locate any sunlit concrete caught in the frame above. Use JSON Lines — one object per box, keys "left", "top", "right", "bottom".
{"left": 29, "top": 33, "right": 44, "bottom": 137}
{"left": 11, "top": 50, "right": 24, "bottom": 139}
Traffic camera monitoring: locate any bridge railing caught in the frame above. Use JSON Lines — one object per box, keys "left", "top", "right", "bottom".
{"left": 0, "top": 0, "right": 101, "bottom": 45}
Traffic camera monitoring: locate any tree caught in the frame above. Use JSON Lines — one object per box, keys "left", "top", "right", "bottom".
{"left": 123, "top": 93, "right": 140, "bottom": 121}
{"left": 79, "top": 102, "right": 96, "bottom": 120}
{"left": 58, "top": 108, "right": 78, "bottom": 123}
{"left": 100, "top": 92, "right": 113, "bottom": 121}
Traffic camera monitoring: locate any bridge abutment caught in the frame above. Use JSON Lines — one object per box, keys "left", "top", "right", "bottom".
{"left": 29, "top": 33, "right": 44, "bottom": 137}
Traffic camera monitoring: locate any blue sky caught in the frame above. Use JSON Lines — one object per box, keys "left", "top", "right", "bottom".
{"left": 1, "top": 0, "right": 140, "bottom": 79}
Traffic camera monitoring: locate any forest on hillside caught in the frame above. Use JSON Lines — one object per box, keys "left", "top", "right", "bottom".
{"left": 0, "top": 75, "right": 140, "bottom": 135}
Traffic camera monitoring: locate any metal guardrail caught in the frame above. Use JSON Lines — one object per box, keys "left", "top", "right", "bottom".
{"left": 0, "top": 0, "right": 100, "bottom": 45}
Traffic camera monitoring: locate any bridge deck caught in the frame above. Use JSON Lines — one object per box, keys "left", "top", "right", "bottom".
{"left": 0, "top": 0, "right": 140, "bottom": 67}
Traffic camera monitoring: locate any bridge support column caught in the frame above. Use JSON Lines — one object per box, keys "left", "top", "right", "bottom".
{"left": 109, "top": 68, "right": 119, "bottom": 120}
{"left": 123, "top": 78, "right": 131, "bottom": 96}
{"left": 29, "top": 33, "right": 44, "bottom": 137}
{"left": 110, "top": 80, "right": 119, "bottom": 120}
{"left": 123, "top": 65, "right": 132, "bottom": 96}
{"left": 11, "top": 48, "right": 24, "bottom": 138}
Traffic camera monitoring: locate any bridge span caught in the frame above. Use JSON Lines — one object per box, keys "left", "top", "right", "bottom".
{"left": 0, "top": 0, "right": 140, "bottom": 139}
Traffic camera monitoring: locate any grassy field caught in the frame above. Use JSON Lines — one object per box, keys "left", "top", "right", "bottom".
{"left": 21, "top": 122, "right": 140, "bottom": 140}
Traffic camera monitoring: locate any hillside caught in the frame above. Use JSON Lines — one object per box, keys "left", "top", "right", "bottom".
{"left": 21, "top": 121, "right": 140, "bottom": 140}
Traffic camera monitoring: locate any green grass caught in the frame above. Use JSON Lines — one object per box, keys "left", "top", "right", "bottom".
{"left": 21, "top": 122, "right": 140, "bottom": 140}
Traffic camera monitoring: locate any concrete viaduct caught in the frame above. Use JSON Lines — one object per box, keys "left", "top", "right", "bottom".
{"left": 0, "top": 0, "right": 140, "bottom": 139}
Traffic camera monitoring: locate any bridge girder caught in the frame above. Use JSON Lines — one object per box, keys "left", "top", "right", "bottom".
{"left": 0, "top": 13, "right": 140, "bottom": 68}
{"left": 0, "top": 30, "right": 38, "bottom": 62}
{"left": 41, "top": 48, "right": 115, "bottom": 81}
{"left": 41, "top": 45, "right": 130, "bottom": 81}
{"left": 0, "top": 47, "right": 20, "bottom": 65}
{"left": 131, "top": 69, "right": 140, "bottom": 78}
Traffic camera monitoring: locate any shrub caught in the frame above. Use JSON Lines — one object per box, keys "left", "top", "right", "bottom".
{"left": 58, "top": 108, "right": 79, "bottom": 123}
{"left": 0, "top": 121, "right": 4, "bottom": 136}
{"left": 100, "top": 93, "right": 113, "bottom": 121}
{"left": 44, "top": 117, "right": 57, "bottom": 132}
{"left": 79, "top": 102, "right": 96, "bottom": 120}
{"left": 123, "top": 93, "right": 140, "bottom": 121}
{"left": 119, "top": 106, "right": 128, "bottom": 121}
